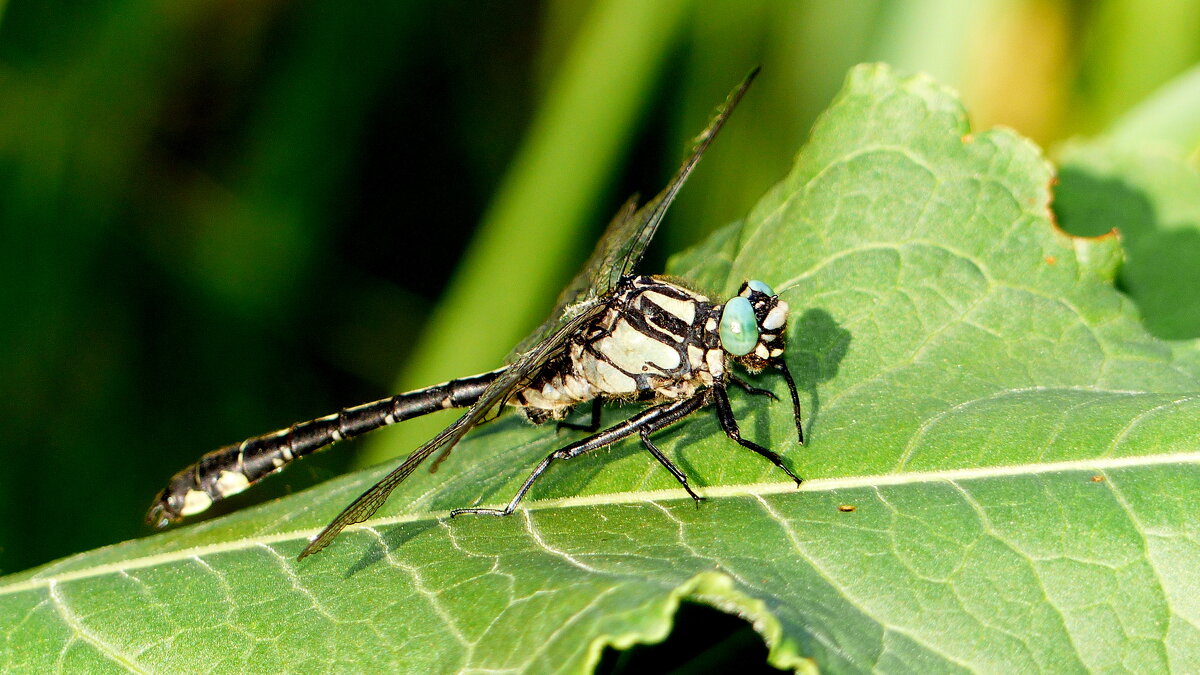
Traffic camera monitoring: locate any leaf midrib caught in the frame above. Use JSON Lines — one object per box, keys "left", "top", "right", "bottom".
{"left": 4, "top": 449, "right": 1198, "bottom": 596}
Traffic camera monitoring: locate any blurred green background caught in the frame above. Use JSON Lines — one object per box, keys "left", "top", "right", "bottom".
{"left": 1, "top": 0, "right": 1198, "bottom": 586}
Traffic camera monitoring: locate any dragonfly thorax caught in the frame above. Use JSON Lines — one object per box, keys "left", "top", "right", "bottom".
{"left": 512, "top": 275, "right": 724, "bottom": 422}
{"left": 511, "top": 275, "right": 790, "bottom": 424}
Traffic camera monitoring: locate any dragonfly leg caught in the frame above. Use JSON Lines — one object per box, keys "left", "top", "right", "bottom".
{"left": 638, "top": 427, "right": 702, "bottom": 503}
{"left": 556, "top": 399, "right": 604, "bottom": 433}
{"left": 776, "top": 360, "right": 805, "bottom": 444}
{"left": 451, "top": 393, "right": 707, "bottom": 518}
{"left": 728, "top": 374, "right": 778, "bottom": 400}
{"left": 712, "top": 384, "right": 803, "bottom": 486}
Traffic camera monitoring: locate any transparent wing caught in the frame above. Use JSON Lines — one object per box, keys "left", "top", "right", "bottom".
{"left": 298, "top": 301, "right": 608, "bottom": 560}
{"left": 511, "top": 68, "right": 759, "bottom": 359}
{"left": 299, "top": 70, "right": 759, "bottom": 559}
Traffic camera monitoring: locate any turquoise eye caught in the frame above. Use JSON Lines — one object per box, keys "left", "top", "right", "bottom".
{"left": 720, "top": 296, "right": 760, "bottom": 356}
{"left": 746, "top": 280, "right": 774, "bottom": 296}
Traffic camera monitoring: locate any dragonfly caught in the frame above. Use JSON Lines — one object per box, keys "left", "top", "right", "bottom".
{"left": 147, "top": 68, "right": 804, "bottom": 560}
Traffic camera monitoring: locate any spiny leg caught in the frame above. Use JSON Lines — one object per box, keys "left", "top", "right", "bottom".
{"left": 712, "top": 384, "right": 803, "bottom": 486}
{"left": 557, "top": 398, "right": 604, "bottom": 433}
{"left": 638, "top": 428, "right": 702, "bottom": 503}
{"left": 451, "top": 393, "right": 707, "bottom": 518}
{"left": 776, "top": 360, "right": 804, "bottom": 444}
{"left": 728, "top": 374, "right": 778, "bottom": 400}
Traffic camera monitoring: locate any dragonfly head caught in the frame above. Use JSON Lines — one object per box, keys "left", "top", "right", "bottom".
{"left": 718, "top": 280, "right": 788, "bottom": 373}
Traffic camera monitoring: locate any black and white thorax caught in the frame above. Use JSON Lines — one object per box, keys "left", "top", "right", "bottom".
{"left": 514, "top": 275, "right": 789, "bottom": 423}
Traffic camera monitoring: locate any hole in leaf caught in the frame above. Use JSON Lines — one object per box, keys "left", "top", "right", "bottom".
{"left": 596, "top": 601, "right": 786, "bottom": 674}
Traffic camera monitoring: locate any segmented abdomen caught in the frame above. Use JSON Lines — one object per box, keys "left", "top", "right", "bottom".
{"left": 146, "top": 369, "right": 502, "bottom": 527}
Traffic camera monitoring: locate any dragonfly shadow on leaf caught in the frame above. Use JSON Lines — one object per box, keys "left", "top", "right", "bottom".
{"left": 788, "top": 308, "right": 850, "bottom": 441}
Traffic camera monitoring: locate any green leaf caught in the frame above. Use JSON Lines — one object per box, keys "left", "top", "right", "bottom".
{"left": 6, "top": 63, "right": 1200, "bottom": 673}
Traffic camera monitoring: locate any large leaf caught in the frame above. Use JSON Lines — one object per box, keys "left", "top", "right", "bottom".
{"left": 5, "top": 63, "right": 1200, "bottom": 673}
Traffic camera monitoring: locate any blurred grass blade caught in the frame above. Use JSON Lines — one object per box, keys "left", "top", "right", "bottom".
{"left": 1076, "top": 0, "right": 1200, "bottom": 134}
{"left": 1106, "top": 63, "right": 1200, "bottom": 157}
{"left": 869, "top": 0, "right": 1003, "bottom": 88}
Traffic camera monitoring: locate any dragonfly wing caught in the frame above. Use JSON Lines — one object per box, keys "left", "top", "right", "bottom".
{"left": 510, "top": 195, "right": 637, "bottom": 358}
{"left": 300, "top": 71, "right": 759, "bottom": 559}
{"left": 298, "top": 302, "right": 608, "bottom": 560}
{"left": 509, "top": 69, "right": 758, "bottom": 361}
{"left": 606, "top": 67, "right": 759, "bottom": 286}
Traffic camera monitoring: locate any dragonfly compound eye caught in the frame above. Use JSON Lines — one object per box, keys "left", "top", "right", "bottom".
{"left": 745, "top": 279, "right": 775, "bottom": 297}
{"left": 720, "top": 296, "right": 760, "bottom": 356}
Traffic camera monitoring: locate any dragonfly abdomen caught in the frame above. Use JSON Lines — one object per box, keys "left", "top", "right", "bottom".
{"left": 146, "top": 369, "right": 503, "bottom": 527}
